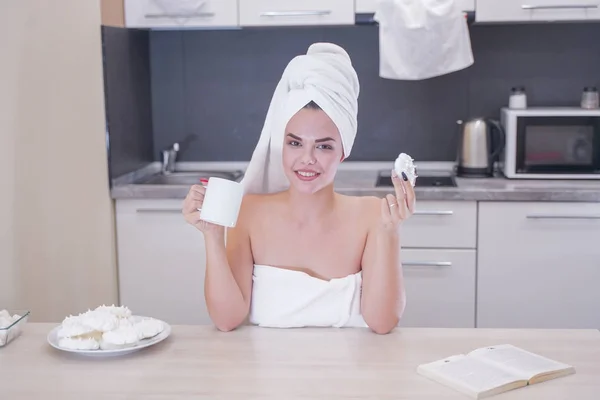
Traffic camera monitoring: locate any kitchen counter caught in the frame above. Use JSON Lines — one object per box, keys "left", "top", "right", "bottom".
{"left": 110, "top": 162, "right": 600, "bottom": 202}
{"left": 2, "top": 324, "right": 599, "bottom": 399}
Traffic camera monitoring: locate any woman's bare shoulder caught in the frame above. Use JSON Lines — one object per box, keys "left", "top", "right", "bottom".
{"left": 241, "top": 192, "right": 284, "bottom": 208}
{"left": 238, "top": 192, "right": 285, "bottom": 222}
{"left": 337, "top": 193, "right": 381, "bottom": 219}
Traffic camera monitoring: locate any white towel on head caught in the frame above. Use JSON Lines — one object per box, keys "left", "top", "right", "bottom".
{"left": 241, "top": 43, "right": 360, "bottom": 195}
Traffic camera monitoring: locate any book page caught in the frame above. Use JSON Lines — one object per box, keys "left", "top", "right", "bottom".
{"left": 468, "top": 344, "right": 575, "bottom": 381}
{"left": 417, "top": 354, "right": 526, "bottom": 398}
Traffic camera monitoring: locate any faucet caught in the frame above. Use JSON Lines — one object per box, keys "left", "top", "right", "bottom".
{"left": 161, "top": 142, "right": 179, "bottom": 174}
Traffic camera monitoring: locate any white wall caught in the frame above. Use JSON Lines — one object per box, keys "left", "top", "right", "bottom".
{"left": 0, "top": 4, "right": 20, "bottom": 310}
{"left": 0, "top": 1, "right": 118, "bottom": 321}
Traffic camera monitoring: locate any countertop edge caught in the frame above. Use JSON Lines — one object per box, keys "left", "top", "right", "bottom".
{"left": 109, "top": 162, "right": 600, "bottom": 202}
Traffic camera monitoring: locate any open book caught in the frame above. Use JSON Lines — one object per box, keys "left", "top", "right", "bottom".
{"left": 417, "top": 344, "right": 575, "bottom": 399}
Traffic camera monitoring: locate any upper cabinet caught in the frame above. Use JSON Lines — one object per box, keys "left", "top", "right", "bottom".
{"left": 356, "top": 0, "right": 475, "bottom": 13}
{"left": 476, "top": 0, "right": 600, "bottom": 22}
{"left": 239, "top": 0, "right": 354, "bottom": 26}
{"left": 112, "top": 0, "right": 600, "bottom": 29}
{"left": 124, "top": 0, "right": 239, "bottom": 28}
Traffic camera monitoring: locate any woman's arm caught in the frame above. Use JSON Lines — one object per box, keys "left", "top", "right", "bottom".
{"left": 203, "top": 196, "right": 255, "bottom": 332}
{"left": 360, "top": 225, "right": 405, "bottom": 334}
{"left": 360, "top": 170, "right": 415, "bottom": 334}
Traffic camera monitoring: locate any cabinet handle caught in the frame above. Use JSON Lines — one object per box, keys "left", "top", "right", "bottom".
{"left": 403, "top": 261, "right": 452, "bottom": 267}
{"left": 526, "top": 214, "right": 600, "bottom": 220}
{"left": 144, "top": 12, "right": 216, "bottom": 18}
{"left": 136, "top": 209, "right": 182, "bottom": 214}
{"left": 414, "top": 210, "right": 454, "bottom": 216}
{"left": 521, "top": 4, "right": 598, "bottom": 10}
{"left": 260, "top": 10, "right": 332, "bottom": 17}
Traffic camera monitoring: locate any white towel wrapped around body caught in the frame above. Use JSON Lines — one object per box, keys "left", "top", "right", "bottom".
{"left": 249, "top": 265, "right": 368, "bottom": 328}
{"left": 241, "top": 43, "right": 360, "bottom": 195}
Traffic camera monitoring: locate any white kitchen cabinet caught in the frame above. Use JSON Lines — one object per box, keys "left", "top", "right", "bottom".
{"left": 399, "top": 201, "right": 477, "bottom": 249}
{"left": 239, "top": 0, "right": 354, "bottom": 26}
{"left": 477, "top": 201, "right": 600, "bottom": 329}
{"left": 476, "top": 0, "right": 600, "bottom": 23}
{"left": 355, "top": 0, "right": 378, "bottom": 13}
{"left": 461, "top": 0, "right": 476, "bottom": 11}
{"left": 356, "top": 0, "right": 475, "bottom": 13}
{"left": 124, "top": 0, "right": 238, "bottom": 28}
{"left": 116, "top": 199, "right": 211, "bottom": 325}
{"left": 400, "top": 249, "right": 476, "bottom": 328}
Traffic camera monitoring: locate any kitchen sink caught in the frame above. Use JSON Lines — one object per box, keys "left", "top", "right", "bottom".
{"left": 136, "top": 170, "right": 244, "bottom": 185}
{"left": 375, "top": 173, "right": 457, "bottom": 188}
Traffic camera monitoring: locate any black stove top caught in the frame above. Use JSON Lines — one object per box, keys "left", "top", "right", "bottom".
{"left": 375, "top": 174, "right": 457, "bottom": 188}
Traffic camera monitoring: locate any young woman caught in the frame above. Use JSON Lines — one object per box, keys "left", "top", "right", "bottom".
{"left": 182, "top": 43, "right": 416, "bottom": 334}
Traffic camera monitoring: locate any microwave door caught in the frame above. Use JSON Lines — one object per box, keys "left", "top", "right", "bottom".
{"left": 515, "top": 116, "right": 600, "bottom": 174}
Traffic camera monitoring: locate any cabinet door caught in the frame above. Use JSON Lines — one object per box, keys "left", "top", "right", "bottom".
{"left": 124, "top": 0, "right": 238, "bottom": 28}
{"left": 357, "top": 0, "right": 475, "bottom": 13}
{"left": 239, "top": 0, "right": 354, "bottom": 26}
{"left": 355, "top": 0, "right": 378, "bottom": 13}
{"left": 460, "top": 0, "right": 476, "bottom": 11}
{"left": 400, "top": 201, "right": 477, "bottom": 249}
{"left": 400, "top": 249, "right": 476, "bottom": 328}
{"left": 477, "top": 201, "right": 600, "bottom": 329}
{"left": 476, "top": 0, "right": 600, "bottom": 23}
{"left": 116, "top": 199, "right": 211, "bottom": 325}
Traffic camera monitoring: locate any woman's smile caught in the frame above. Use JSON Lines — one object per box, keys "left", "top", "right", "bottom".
{"left": 295, "top": 169, "right": 321, "bottom": 181}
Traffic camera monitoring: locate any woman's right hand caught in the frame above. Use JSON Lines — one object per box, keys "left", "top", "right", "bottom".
{"left": 182, "top": 184, "right": 224, "bottom": 236}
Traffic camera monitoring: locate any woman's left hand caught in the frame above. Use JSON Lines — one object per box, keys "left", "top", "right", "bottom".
{"left": 380, "top": 170, "right": 416, "bottom": 232}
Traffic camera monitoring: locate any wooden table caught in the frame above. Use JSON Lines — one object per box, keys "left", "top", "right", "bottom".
{"left": 2, "top": 324, "right": 600, "bottom": 399}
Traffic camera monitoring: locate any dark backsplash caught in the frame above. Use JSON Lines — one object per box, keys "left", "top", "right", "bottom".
{"left": 102, "top": 22, "right": 600, "bottom": 178}
{"left": 102, "top": 26, "right": 154, "bottom": 179}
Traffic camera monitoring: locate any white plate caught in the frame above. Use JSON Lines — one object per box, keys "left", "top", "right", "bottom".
{"left": 47, "top": 316, "right": 171, "bottom": 357}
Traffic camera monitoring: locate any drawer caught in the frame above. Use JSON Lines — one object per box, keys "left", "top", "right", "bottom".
{"left": 124, "top": 0, "right": 238, "bottom": 28}
{"left": 476, "top": 0, "right": 600, "bottom": 22}
{"left": 399, "top": 201, "right": 477, "bottom": 249}
{"left": 399, "top": 249, "right": 476, "bottom": 328}
{"left": 239, "top": 0, "right": 354, "bottom": 26}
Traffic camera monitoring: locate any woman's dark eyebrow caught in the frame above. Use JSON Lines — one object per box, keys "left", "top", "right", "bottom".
{"left": 316, "top": 137, "right": 335, "bottom": 143}
{"left": 286, "top": 133, "right": 335, "bottom": 143}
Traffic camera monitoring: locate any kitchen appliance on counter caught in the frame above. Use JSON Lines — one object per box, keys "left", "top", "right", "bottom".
{"left": 456, "top": 117, "right": 505, "bottom": 178}
{"left": 500, "top": 107, "right": 600, "bottom": 179}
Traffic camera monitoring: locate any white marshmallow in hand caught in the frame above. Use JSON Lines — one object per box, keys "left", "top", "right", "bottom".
{"left": 394, "top": 153, "right": 417, "bottom": 187}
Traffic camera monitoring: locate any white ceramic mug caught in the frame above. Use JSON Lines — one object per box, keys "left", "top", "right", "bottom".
{"left": 199, "top": 177, "right": 244, "bottom": 228}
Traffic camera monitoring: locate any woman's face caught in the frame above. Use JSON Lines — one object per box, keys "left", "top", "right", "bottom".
{"left": 282, "top": 107, "right": 344, "bottom": 194}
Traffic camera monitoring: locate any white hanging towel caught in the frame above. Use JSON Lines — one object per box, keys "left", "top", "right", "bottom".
{"left": 374, "top": 0, "right": 474, "bottom": 81}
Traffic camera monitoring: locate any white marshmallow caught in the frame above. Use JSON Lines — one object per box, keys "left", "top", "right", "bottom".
{"left": 394, "top": 153, "right": 418, "bottom": 187}
{"left": 59, "top": 337, "right": 100, "bottom": 350}
{"left": 134, "top": 318, "right": 164, "bottom": 340}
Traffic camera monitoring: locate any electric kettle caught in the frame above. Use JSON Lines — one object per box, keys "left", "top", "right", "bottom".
{"left": 456, "top": 117, "right": 505, "bottom": 177}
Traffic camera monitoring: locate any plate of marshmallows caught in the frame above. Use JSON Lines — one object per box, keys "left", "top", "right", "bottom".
{"left": 47, "top": 304, "right": 170, "bottom": 357}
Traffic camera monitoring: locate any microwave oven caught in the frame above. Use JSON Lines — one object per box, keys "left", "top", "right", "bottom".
{"left": 500, "top": 107, "right": 600, "bottom": 179}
